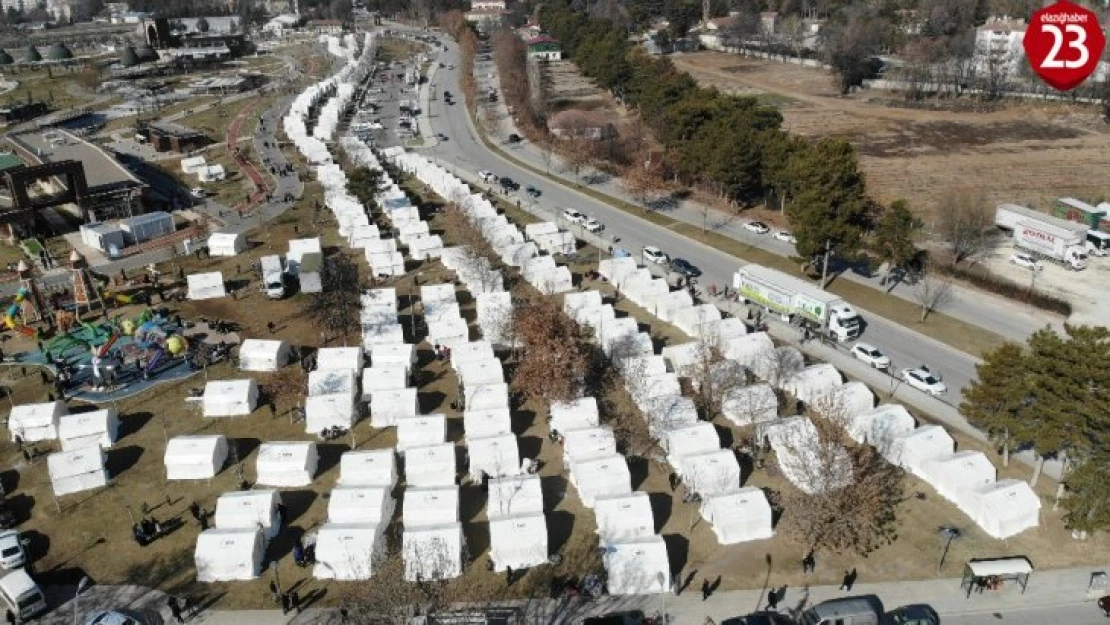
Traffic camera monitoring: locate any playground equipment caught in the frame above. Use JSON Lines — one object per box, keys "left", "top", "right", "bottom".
{"left": 102, "top": 291, "right": 135, "bottom": 305}
{"left": 69, "top": 250, "right": 106, "bottom": 315}
{"left": 4, "top": 287, "right": 38, "bottom": 338}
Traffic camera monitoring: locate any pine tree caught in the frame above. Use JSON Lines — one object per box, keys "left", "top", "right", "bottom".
{"left": 960, "top": 342, "right": 1029, "bottom": 467}
{"left": 872, "top": 199, "right": 922, "bottom": 287}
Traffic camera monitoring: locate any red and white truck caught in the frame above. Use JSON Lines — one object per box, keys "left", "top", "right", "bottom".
{"left": 995, "top": 204, "right": 1088, "bottom": 270}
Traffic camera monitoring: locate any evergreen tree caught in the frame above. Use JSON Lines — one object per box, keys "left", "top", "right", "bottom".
{"left": 959, "top": 342, "right": 1030, "bottom": 467}
{"left": 872, "top": 199, "right": 922, "bottom": 287}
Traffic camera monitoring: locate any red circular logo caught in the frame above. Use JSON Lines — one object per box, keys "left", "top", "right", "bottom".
{"left": 1023, "top": 0, "right": 1106, "bottom": 91}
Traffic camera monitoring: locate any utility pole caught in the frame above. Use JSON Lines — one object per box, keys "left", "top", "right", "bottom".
{"left": 820, "top": 238, "right": 831, "bottom": 289}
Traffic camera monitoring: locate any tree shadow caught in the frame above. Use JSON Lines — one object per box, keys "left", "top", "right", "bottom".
{"left": 117, "top": 411, "right": 153, "bottom": 441}
{"left": 714, "top": 423, "right": 734, "bottom": 449}
{"left": 464, "top": 520, "right": 491, "bottom": 562}
{"left": 459, "top": 483, "right": 486, "bottom": 523}
{"left": 266, "top": 523, "right": 306, "bottom": 561}
{"left": 228, "top": 437, "right": 262, "bottom": 468}
{"left": 662, "top": 533, "right": 689, "bottom": 577}
{"left": 20, "top": 529, "right": 51, "bottom": 563}
{"left": 316, "top": 443, "right": 345, "bottom": 476}
{"left": 510, "top": 408, "right": 536, "bottom": 436}
{"left": 628, "top": 456, "right": 649, "bottom": 490}
{"left": 106, "top": 445, "right": 144, "bottom": 477}
{"left": 517, "top": 436, "right": 544, "bottom": 463}
{"left": 547, "top": 510, "right": 574, "bottom": 555}
{"left": 417, "top": 390, "right": 446, "bottom": 413}
{"left": 647, "top": 492, "right": 673, "bottom": 533}
{"left": 540, "top": 475, "right": 567, "bottom": 511}
{"left": 281, "top": 490, "right": 318, "bottom": 525}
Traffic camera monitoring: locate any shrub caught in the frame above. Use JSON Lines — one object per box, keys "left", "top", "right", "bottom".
{"left": 933, "top": 261, "right": 1072, "bottom": 316}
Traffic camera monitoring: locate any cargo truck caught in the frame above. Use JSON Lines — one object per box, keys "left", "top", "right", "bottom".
{"left": 995, "top": 204, "right": 1088, "bottom": 270}
{"left": 259, "top": 255, "right": 286, "bottom": 299}
{"left": 732, "top": 264, "right": 862, "bottom": 342}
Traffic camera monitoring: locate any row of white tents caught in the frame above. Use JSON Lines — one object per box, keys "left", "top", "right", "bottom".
{"left": 599, "top": 257, "right": 1040, "bottom": 540}
{"left": 8, "top": 401, "right": 116, "bottom": 497}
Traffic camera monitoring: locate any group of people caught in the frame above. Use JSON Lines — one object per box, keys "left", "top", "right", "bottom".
{"left": 433, "top": 343, "right": 452, "bottom": 362}
{"left": 269, "top": 582, "right": 302, "bottom": 615}
{"left": 292, "top": 537, "right": 316, "bottom": 567}
{"left": 132, "top": 516, "right": 168, "bottom": 547}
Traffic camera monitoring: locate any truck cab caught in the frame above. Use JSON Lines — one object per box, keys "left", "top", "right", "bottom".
{"left": 828, "top": 303, "right": 862, "bottom": 342}
{"left": 1087, "top": 230, "right": 1110, "bottom": 257}
{"left": 0, "top": 570, "right": 46, "bottom": 621}
{"left": 259, "top": 255, "right": 286, "bottom": 299}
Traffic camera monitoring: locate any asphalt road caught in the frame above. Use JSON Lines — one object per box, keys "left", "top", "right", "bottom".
{"left": 411, "top": 39, "right": 979, "bottom": 407}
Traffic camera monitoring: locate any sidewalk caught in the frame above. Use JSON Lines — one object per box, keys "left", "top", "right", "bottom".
{"left": 475, "top": 58, "right": 1060, "bottom": 345}
{"left": 37, "top": 563, "right": 1110, "bottom": 625}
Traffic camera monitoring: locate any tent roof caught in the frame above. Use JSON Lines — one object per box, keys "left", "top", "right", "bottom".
{"left": 57, "top": 408, "right": 117, "bottom": 438}
{"left": 665, "top": 423, "right": 720, "bottom": 457}
{"left": 595, "top": 492, "right": 654, "bottom": 542}
{"left": 462, "top": 408, "right": 512, "bottom": 439}
{"left": 404, "top": 442, "right": 456, "bottom": 487}
{"left": 257, "top": 441, "right": 317, "bottom": 470}
{"left": 309, "top": 369, "right": 358, "bottom": 396}
{"left": 403, "top": 486, "right": 459, "bottom": 526}
{"left": 214, "top": 490, "right": 279, "bottom": 526}
{"left": 239, "top": 339, "right": 288, "bottom": 359}
{"left": 603, "top": 536, "right": 671, "bottom": 595}
{"left": 47, "top": 446, "right": 105, "bottom": 478}
{"left": 563, "top": 427, "right": 617, "bottom": 463}
{"left": 549, "top": 396, "right": 600, "bottom": 433}
{"left": 339, "top": 449, "right": 396, "bottom": 487}
{"left": 165, "top": 435, "right": 226, "bottom": 462}
{"left": 487, "top": 474, "right": 544, "bottom": 519}
{"left": 316, "top": 347, "right": 363, "bottom": 372}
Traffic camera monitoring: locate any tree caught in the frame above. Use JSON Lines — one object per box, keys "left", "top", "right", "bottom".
{"left": 934, "top": 189, "right": 993, "bottom": 264}
{"left": 1060, "top": 451, "right": 1110, "bottom": 534}
{"left": 911, "top": 263, "right": 953, "bottom": 323}
{"left": 821, "top": 10, "right": 888, "bottom": 94}
{"left": 510, "top": 296, "right": 590, "bottom": 403}
{"left": 329, "top": 0, "right": 354, "bottom": 21}
{"left": 261, "top": 366, "right": 308, "bottom": 414}
{"left": 785, "top": 137, "right": 871, "bottom": 285}
{"left": 600, "top": 362, "right": 660, "bottom": 460}
{"left": 347, "top": 166, "right": 384, "bottom": 207}
{"left": 685, "top": 341, "right": 749, "bottom": 420}
{"left": 305, "top": 253, "right": 362, "bottom": 345}
{"left": 562, "top": 137, "right": 594, "bottom": 183}
{"left": 872, "top": 199, "right": 922, "bottom": 288}
{"left": 960, "top": 342, "right": 1030, "bottom": 467}
{"left": 620, "top": 153, "right": 671, "bottom": 212}
{"left": 196, "top": 16, "right": 210, "bottom": 33}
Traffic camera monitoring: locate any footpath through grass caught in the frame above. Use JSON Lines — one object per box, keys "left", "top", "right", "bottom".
{"left": 464, "top": 105, "right": 1005, "bottom": 358}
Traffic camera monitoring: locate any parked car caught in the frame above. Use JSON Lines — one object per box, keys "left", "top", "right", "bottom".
{"left": 883, "top": 605, "right": 940, "bottom": 625}
{"left": 525, "top": 185, "right": 541, "bottom": 198}
{"left": 642, "top": 245, "right": 670, "bottom": 265}
{"left": 1009, "top": 252, "right": 1042, "bottom": 271}
{"left": 582, "top": 612, "right": 645, "bottom": 625}
{"left": 499, "top": 177, "right": 520, "bottom": 191}
{"left": 723, "top": 612, "right": 797, "bottom": 625}
{"left": 0, "top": 500, "right": 17, "bottom": 529}
{"left": 851, "top": 343, "right": 890, "bottom": 369}
{"left": 901, "top": 367, "right": 947, "bottom": 396}
{"left": 744, "top": 221, "right": 770, "bottom": 234}
{"left": 562, "top": 208, "right": 587, "bottom": 225}
{"left": 671, "top": 258, "right": 701, "bottom": 277}
{"left": 479, "top": 170, "right": 497, "bottom": 183}
{"left": 583, "top": 217, "right": 604, "bottom": 233}
{"left": 85, "top": 610, "right": 148, "bottom": 625}
{"left": 0, "top": 530, "right": 26, "bottom": 569}
{"left": 774, "top": 231, "right": 797, "bottom": 244}
{"left": 189, "top": 188, "right": 206, "bottom": 199}
{"left": 508, "top": 133, "right": 523, "bottom": 143}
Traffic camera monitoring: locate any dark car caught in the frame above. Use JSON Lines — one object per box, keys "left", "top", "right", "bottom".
{"left": 723, "top": 613, "right": 797, "bottom": 625}
{"left": 582, "top": 611, "right": 644, "bottom": 625}
{"left": 525, "top": 185, "right": 541, "bottom": 198}
{"left": 0, "top": 500, "right": 16, "bottom": 529}
{"left": 883, "top": 605, "right": 939, "bottom": 625}
{"left": 499, "top": 177, "right": 520, "bottom": 191}
{"left": 443, "top": 90, "right": 452, "bottom": 99}
{"left": 508, "top": 133, "right": 523, "bottom": 143}
{"left": 671, "top": 258, "right": 702, "bottom": 277}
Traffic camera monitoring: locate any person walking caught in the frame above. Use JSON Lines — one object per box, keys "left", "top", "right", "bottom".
{"left": 199, "top": 509, "right": 210, "bottom": 531}
{"left": 267, "top": 321, "right": 276, "bottom": 334}
{"left": 6, "top": 608, "right": 16, "bottom": 625}
{"left": 269, "top": 581, "right": 281, "bottom": 605}
{"left": 840, "top": 568, "right": 857, "bottom": 591}
{"left": 280, "top": 592, "right": 291, "bottom": 615}
{"left": 668, "top": 472, "right": 679, "bottom": 492}
{"left": 701, "top": 579, "right": 711, "bottom": 601}
{"left": 189, "top": 501, "right": 202, "bottom": 525}
{"left": 766, "top": 587, "right": 780, "bottom": 611}
{"left": 802, "top": 551, "right": 816, "bottom": 575}
{"left": 168, "top": 596, "right": 184, "bottom": 624}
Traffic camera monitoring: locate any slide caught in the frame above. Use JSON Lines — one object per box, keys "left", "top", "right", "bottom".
{"left": 96, "top": 333, "right": 120, "bottom": 358}
{"left": 145, "top": 347, "right": 165, "bottom": 375}
{"left": 102, "top": 291, "right": 134, "bottom": 305}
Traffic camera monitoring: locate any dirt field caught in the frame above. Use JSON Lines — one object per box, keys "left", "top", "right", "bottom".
{"left": 672, "top": 52, "right": 1110, "bottom": 217}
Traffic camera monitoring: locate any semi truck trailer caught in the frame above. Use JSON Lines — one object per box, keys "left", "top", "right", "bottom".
{"left": 995, "top": 204, "right": 1088, "bottom": 270}
{"left": 732, "top": 264, "right": 862, "bottom": 342}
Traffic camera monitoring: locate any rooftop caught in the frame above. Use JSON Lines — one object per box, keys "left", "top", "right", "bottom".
{"left": 7, "top": 130, "right": 142, "bottom": 191}
{"left": 527, "top": 35, "right": 559, "bottom": 46}
{"left": 146, "top": 121, "right": 205, "bottom": 139}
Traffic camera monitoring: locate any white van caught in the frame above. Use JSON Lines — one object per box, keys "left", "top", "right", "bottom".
{"left": 259, "top": 255, "right": 286, "bottom": 299}
{"left": 0, "top": 569, "right": 47, "bottom": 620}
{"left": 800, "top": 596, "right": 884, "bottom": 625}
{"left": 0, "top": 530, "right": 27, "bottom": 569}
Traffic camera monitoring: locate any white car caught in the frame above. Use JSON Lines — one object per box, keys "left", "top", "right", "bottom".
{"left": 562, "top": 208, "right": 586, "bottom": 225}
{"left": 583, "top": 217, "right": 604, "bottom": 233}
{"left": 0, "top": 530, "right": 27, "bottom": 570}
{"left": 479, "top": 170, "right": 497, "bottom": 183}
{"left": 851, "top": 343, "right": 890, "bottom": 369}
{"left": 642, "top": 246, "right": 669, "bottom": 265}
{"left": 1009, "top": 252, "right": 1042, "bottom": 271}
{"left": 744, "top": 221, "right": 770, "bottom": 234}
{"left": 901, "top": 367, "right": 947, "bottom": 396}
{"left": 774, "top": 231, "right": 796, "bottom": 244}
{"left": 189, "top": 188, "right": 206, "bottom": 199}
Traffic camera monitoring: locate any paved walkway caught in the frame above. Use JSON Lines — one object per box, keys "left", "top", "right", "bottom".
{"left": 35, "top": 563, "right": 1110, "bottom": 625}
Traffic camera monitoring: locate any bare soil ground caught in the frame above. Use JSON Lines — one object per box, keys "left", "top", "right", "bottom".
{"left": 541, "top": 61, "right": 611, "bottom": 113}
{"left": 672, "top": 52, "right": 1110, "bottom": 216}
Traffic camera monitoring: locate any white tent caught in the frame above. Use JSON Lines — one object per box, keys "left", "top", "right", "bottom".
{"left": 603, "top": 536, "right": 671, "bottom": 595}
{"left": 305, "top": 393, "right": 358, "bottom": 433}
{"left": 563, "top": 290, "right": 603, "bottom": 319}
{"left": 287, "top": 237, "right": 322, "bottom": 275}
{"left": 328, "top": 486, "right": 393, "bottom": 525}
{"left": 403, "top": 486, "right": 460, "bottom": 527}
{"left": 699, "top": 487, "right": 774, "bottom": 545}
{"left": 362, "top": 323, "right": 405, "bottom": 347}
{"left": 722, "top": 383, "right": 778, "bottom": 427}
{"left": 47, "top": 446, "right": 108, "bottom": 496}
{"left": 709, "top": 318, "right": 748, "bottom": 344}
{"left": 887, "top": 425, "right": 955, "bottom": 477}
{"left": 57, "top": 408, "right": 119, "bottom": 451}
{"left": 489, "top": 514, "right": 549, "bottom": 571}
{"left": 369, "top": 388, "right": 418, "bottom": 427}
{"left": 462, "top": 408, "right": 512, "bottom": 439}
{"left": 457, "top": 358, "right": 505, "bottom": 388}
{"left": 207, "top": 232, "right": 247, "bottom": 257}
{"left": 847, "top": 404, "right": 916, "bottom": 453}
{"left": 239, "top": 339, "right": 291, "bottom": 372}
{"left": 195, "top": 528, "right": 264, "bottom": 582}
{"left": 762, "top": 417, "right": 852, "bottom": 495}
{"left": 164, "top": 435, "right": 228, "bottom": 480}
{"left": 308, "top": 369, "right": 358, "bottom": 396}
{"left": 467, "top": 434, "right": 520, "bottom": 480}
{"left": 487, "top": 474, "right": 544, "bottom": 519}
{"left": 397, "top": 415, "right": 447, "bottom": 452}
{"left": 476, "top": 291, "right": 514, "bottom": 348}
{"left": 404, "top": 443, "right": 457, "bottom": 487}
{"left": 316, "top": 347, "right": 364, "bottom": 373}
{"left": 598, "top": 257, "right": 637, "bottom": 284}
{"left": 616, "top": 354, "right": 667, "bottom": 377}
{"left": 675, "top": 449, "right": 740, "bottom": 497}
{"left": 594, "top": 492, "right": 654, "bottom": 543}
{"left": 255, "top": 442, "right": 319, "bottom": 487}
{"left": 654, "top": 290, "right": 694, "bottom": 322}
{"left": 203, "top": 380, "right": 259, "bottom": 417}
{"left": 186, "top": 272, "right": 227, "bottom": 300}
{"left": 569, "top": 455, "right": 632, "bottom": 508}
{"left": 663, "top": 423, "right": 719, "bottom": 457}
{"left": 313, "top": 523, "right": 385, "bottom": 580}
{"left": 921, "top": 451, "right": 997, "bottom": 509}
{"left": 464, "top": 383, "right": 510, "bottom": 412}
{"left": 820, "top": 381, "right": 875, "bottom": 419}
{"left": 181, "top": 155, "right": 207, "bottom": 174}
{"left": 642, "top": 395, "right": 699, "bottom": 438}
{"left": 339, "top": 449, "right": 396, "bottom": 488}
{"left": 969, "top": 479, "right": 1041, "bottom": 539}
{"left": 549, "top": 397, "right": 600, "bottom": 434}
{"left": 370, "top": 343, "right": 417, "bottom": 370}
{"left": 759, "top": 346, "right": 805, "bottom": 387}
{"left": 562, "top": 427, "right": 617, "bottom": 465}
{"left": 661, "top": 342, "right": 703, "bottom": 377}
{"left": 721, "top": 332, "right": 774, "bottom": 368}
{"left": 8, "top": 400, "right": 66, "bottom": 442}
{"left": 783, "top": 364, "right": 842, "bottom": 406}
{"left": 672, "top": 305, "right": 722, "bottom": 338}
{"left": 360, "top": 366, "right": 408, "bottom": 399}
{"left": 450, "top": 341, "right": 495, "bottom": 367}
{"left": 403, "top": 523, "right": 464, "bottom": 581}
{"left": 214, "top": 490, "right": 282, "bottom": 539}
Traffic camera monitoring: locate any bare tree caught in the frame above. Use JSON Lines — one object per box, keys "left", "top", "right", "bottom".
{"left": 538, "top": 137, "right": 557, "bottom": 173}
{"left": 562, "top": 138, "right": 594, "bottom": 183}
{"left": 510, "top": 296, "right": 590, "bottom": 403}
{"left": 934, "top": 189, "right": 994, "bottom": 264}
{"left": 975, "top": 33, "right": 1013, "bottom": 100}
{"left": 600, "top": 365, "right": 660, "bottom": 460}
{"left": 305, "top": 253, "right": 363, "bottom": 345}
{"left": 620, "top": 155, "right": 671, "bottom": 212}
{"left": 913, "top": 264, "right": 955, "bottom": 323}
{"left": 685, "top": 341, "right": 749, "bottom": 420}
{"left": 261, "top": 366, "right": 307, "bottom": 414}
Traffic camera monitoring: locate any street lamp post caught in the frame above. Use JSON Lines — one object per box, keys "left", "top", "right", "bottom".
{"left": 72, "top": 576, "right": 90, "bottom": 625}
